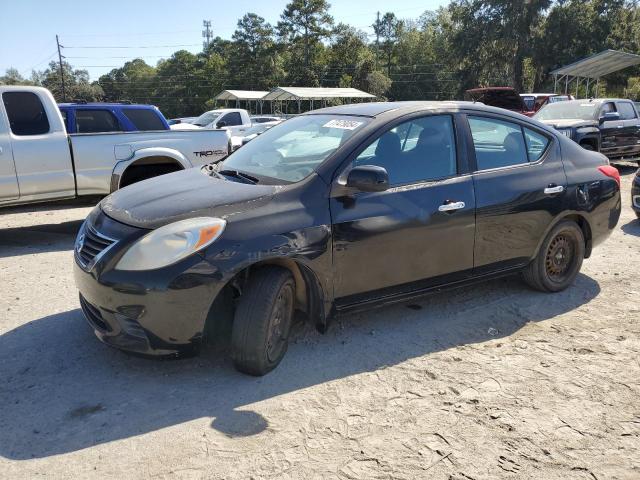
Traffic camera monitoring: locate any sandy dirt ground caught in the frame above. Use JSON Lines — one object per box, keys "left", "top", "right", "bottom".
{"left": 1, "top": 166, "right": 639, "bottom": 480}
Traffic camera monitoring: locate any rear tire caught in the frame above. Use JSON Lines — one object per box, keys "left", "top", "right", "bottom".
{"left": 231, "top": 267, "right": 295, "bottom": 376}
{"left": 523, "top": 221, "right": 585, "bottom": 293}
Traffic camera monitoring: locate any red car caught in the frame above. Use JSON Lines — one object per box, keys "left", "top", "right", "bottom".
{"left": 465, "top": 87, "right": 573, "bottom": 117}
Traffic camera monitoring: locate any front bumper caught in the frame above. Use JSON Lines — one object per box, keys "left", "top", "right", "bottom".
{"left": 73, "top": 212, "right": 226, "bottom": 356}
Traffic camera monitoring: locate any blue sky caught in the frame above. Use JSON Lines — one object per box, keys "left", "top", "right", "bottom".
{"left": 0, "top": 0, "right": 448, "bottom": 81}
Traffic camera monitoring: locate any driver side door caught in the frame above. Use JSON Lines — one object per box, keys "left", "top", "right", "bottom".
{"left": 330, "top": 114, "right": 476, "bottom": 305}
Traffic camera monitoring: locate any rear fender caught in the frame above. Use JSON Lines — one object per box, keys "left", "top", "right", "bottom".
{"left": 110, "top": 147, "right": 191, "bottom": 192}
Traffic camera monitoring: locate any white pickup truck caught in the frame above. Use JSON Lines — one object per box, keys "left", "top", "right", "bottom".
{"left": 0, "top": 86, "right": 231, "bottom": 208}
{"left": 171, "top": 108, "right": 252, "bottom": 137}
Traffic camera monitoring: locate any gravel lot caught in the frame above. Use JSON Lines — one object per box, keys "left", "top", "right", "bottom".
{"left": 1, "top": 166, "right": 639, "bottom": 480}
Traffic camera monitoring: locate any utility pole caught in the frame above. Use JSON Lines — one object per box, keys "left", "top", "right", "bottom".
{"left": 202, "top": 20, "right": 213, "bottom": 50}
{"left": 56, "top": 35, "right": 66, "bottom": 102}
{"left": 374, "top": 12, "right": 380, "bottom": 70}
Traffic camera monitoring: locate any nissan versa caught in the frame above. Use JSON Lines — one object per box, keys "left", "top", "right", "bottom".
{"left": 74, "top": 102, "right": 621, "bottom": 376}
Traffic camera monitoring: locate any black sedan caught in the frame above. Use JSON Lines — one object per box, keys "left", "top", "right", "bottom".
{"left": 74, "top": 101, "right": 622, "bottom": 375}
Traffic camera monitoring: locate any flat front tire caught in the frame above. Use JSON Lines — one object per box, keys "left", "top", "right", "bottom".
{"left": 231, "top": 267, "right": 295, "bottom": 376}
{"left": 523, "top": 221, "right": 585, "bottom": 292}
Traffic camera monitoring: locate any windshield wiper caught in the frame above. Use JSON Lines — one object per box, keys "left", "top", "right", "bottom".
{"left": 218, "top": 169, "right": 259, "bottom": 184}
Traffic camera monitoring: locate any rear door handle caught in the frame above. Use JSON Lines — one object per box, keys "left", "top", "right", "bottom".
{"left": 438, "top": 201, "right": 465, "bottom": 212}
{"left": 544, "top": 185, "right": 564, "bottom": 194}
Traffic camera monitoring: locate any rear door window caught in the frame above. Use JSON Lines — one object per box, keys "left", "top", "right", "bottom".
{"left": 468, "top": 116, "right": 528, "bottom": 170}
{"left": 616, "top": 102, "right": 638, "bottom": 120}
{"left": 122, "top": 108, "right": 166, "bottom": 131}
{"left": 2, "top": 91, "right": 50, "bottom": 135}
{"left": 75, "top": 109, "right": 121, "bottom": 133}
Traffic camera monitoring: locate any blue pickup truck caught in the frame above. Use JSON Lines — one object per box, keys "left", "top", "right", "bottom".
{"left": 58, "top": 102, "right": 170, "bottom": 134}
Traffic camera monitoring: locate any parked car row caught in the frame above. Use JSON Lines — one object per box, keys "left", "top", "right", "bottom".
{"left": 467, "top": 87, "right": 640, "bottom": 162}
{"left": 464, "top": 87, "right": 573, "bottom": 117}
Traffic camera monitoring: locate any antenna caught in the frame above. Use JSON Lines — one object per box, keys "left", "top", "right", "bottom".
{"left": 202, "top": 20, "right": 213, "bottom": 50}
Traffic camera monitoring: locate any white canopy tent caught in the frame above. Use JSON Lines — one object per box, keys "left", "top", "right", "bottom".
{"left": 551, "top": 49, "right": 640, "bottom": 98}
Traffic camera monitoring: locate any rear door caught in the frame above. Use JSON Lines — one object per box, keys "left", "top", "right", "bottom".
{"left": 615, "top": 101, "right": 640, "bottom": 157}
{"left": 599, "top": 102, "right": 624, "bottom": 158}
{"left": 464, "top": 113, "right": 566, "bottom": 273}
{"left": 330, "top": 113, "right": 476, "bottom": 303}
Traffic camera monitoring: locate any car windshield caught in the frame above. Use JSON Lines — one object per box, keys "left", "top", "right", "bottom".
{"left": 535, "top": 102, "right": 599, "bottom": 121}
{"left": 193, "top": 111, "right": 223, "bottom": 127}
{"left": 220, "top": 114, "right": 370, "bottom": 184}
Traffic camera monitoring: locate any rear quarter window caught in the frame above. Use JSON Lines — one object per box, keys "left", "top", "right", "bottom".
{"left": 523, "top": 128, "right": 550, "bottom": 162}
{"left": 75, "top": 109, "right": 121, "bottom": 133}
{"left": 2, "top": 91, "right": 50, "bottom": 135}
{"left": 122, "top": 108, "right": 167, "bottom": 131}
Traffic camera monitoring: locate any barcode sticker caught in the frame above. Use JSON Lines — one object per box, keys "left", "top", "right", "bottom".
{"left": 323, "top": 119, "right": 363, "bottom": 130}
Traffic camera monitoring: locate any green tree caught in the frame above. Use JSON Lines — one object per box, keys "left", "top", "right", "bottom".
{"left": 228, "top": 13, "right": 282, "bottom": 89}
{"left": 373, "top": 12, "right": 402, "bottom": 76}
{"left": 40, "top": 61, "right": 103, "bottom": 102}
{"left": 278, "top": 0, "right": 334, "bottom": 85}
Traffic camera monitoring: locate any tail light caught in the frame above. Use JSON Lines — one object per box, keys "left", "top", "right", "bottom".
{"left": 598, "top": 165, "right": 620, "bottom": 188}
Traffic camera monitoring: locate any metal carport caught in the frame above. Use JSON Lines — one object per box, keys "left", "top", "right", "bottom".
{"left": 551, "top": 49, "right": 640, "bottom": 98}
{"left": 261, "top": 87, "right": 377, "bottom": 113}
{"left": 213, "top": 90, "right": 270, "bottom": 113}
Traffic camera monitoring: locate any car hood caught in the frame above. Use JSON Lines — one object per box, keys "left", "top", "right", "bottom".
{"left": 538, "top": 118, "right": 597, "bottom": 128}
{"left": 101, "top": 167, "right": 278, "bottom": 229}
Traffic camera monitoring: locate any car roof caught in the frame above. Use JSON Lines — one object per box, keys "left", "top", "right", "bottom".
{"left": 521, "top": 93, "right": 560, "bottom": 97}
{"left": 58, "top": 103, "right": 158, "bottom": 109}
{"left": 549, "top": 98, "right": 630, "bottom": 107}
{"left": 306, "top": 101, "right": 489, "bottom": 118}
{"left": 305, "top": 100, "right": 524, "bottom": 118}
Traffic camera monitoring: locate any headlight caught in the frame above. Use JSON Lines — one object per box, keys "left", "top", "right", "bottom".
{"left": 115, "top": 217, "right": 226, "bottom": 271}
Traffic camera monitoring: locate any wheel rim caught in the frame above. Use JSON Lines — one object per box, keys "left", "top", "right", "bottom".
{"left": 545, "top": 233, "right": 575, "bottom": 283}
{"left": 266, "top": 283, "right": 293, "bottom": 363}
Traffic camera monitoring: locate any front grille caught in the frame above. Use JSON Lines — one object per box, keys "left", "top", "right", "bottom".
{"left": 79, "top": 294, "right": 112, "bottom": 332}
{"left": 76, "top": 224, "right": 116, "bottom": 269}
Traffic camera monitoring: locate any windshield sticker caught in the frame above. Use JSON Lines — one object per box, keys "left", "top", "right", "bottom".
{"left": 323, "top": 119, "right": 363, "bottom": 130}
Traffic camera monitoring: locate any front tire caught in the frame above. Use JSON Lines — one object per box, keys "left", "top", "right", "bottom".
{"left": 523, "top": 221, "right": 585, "bottom": 292}
{"left": 231, "top": 267, "right": 295, "bottom": 376}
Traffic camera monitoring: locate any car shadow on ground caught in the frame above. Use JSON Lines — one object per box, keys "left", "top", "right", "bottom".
{"left": 0, "top": 220, "right": 83, "bottom": 258}
{"left": 0, "top": 273, "right": 600, "bottom": 460}
{"left": 620, "top": 218, "right": 640, "bottom": 236}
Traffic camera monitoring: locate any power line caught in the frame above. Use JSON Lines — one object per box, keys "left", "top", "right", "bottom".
{"left": 63, "top": 44, "right": 202, "bottom": 49}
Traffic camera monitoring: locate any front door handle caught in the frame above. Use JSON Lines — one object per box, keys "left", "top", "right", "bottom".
{"left": 438, "top": 201, "right": 465, "bottom": 212}
{"left": 544, "top": 185, "right": 565, "bottom": 195}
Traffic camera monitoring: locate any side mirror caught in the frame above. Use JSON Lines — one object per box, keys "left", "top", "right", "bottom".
{"left": 216, "top": 121, "right": 227, "bottom": 129}
{"left": 600, "top": 112, "right": 620, "bottom": 123}
{"left": 346, "top": 165, "right": 389, "bottom": 192}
